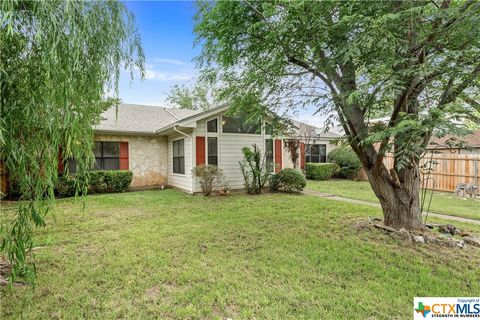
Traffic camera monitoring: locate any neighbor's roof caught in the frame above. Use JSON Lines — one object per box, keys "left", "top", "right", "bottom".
{"left": 428, "top": 130, "right": 480, "bottom": 149}
{"left": 95, "top": 103, "right": 201, "bottom": 134}
{"left": 290, "top": 119, "right": 341, "bottom": 139}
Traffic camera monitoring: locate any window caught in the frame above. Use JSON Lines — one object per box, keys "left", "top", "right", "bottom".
{"left": 64, "top": 141, "right": 120, "bottom": 172}
{"left": 67, "top": 159, "right": 78, "bottom": 174}
{"left": 207, "top": 137, "right": 218, "bottom": 165}
{"left": 207, "top": 119, "right": 217, "bottom": 133}
{"left": 93, "top": 141, "right": 120, "bottom": 170}
{"left": 306, "top": 144, "right": 327, "bottom": 163}
{"left": 265, "top": 122, "right": 273, "bottom": 135}
{"left": 222, "top": 113, "right": 261, "bottom": 134}
{"left": 173, "top": 139, "right": 185, "bottom": 174}
{"left": 265, "top": 138, "right": 274, "bottom": 172}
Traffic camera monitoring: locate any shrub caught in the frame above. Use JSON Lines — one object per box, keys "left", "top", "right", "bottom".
{"left": 327, "top": 147, "right": 362, "bottom": 179}
{"left": 270, "top": 168, "right": 306, "bottom": 193}
{"left": 305, "top": 163, "right": 337, "bottom": 180}
{"left": 56, "top": 175, "right": 77, "bottom": 197}
{"left": 98, "top": 170, "right": 133, "bottom": 193}
{"left": 192, "top": 165, "right": 225, "bottom": 196}
{"left": 56, "top": 170, "right": 132, "bottom": 197}
{"left": 239, "top": 144, "right": 271, "bottom": 194}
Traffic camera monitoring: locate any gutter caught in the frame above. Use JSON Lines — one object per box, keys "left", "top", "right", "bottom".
{"left": 173, "top": 126, "right": 191, "bottom": 138}
{"left": 94, "top": 129, "right": 157, "bottom": 136}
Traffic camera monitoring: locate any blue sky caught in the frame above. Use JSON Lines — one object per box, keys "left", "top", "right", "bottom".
{"left": 119, "top": 1, "right": 324, "bottom": 127}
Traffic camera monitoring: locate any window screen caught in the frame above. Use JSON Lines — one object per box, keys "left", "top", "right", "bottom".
{"left": 305, "top": 144, "right": 327, "bottom": 163}
{"left": 222, "top": 114, "right": 261, "bottom": 134}
{"left": 207, "top": 137, "right": 218, "bottom": 166}
{"left": 173, "top": 139, "right": 185, "bottom": 174}
{"left": 94, "top": 142, "right": 120, "bottom": 170}
{"left": 207, "top": 119, "right": 218, "bottom": 133}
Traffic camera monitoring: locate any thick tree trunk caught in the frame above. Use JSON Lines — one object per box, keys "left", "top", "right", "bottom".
{"left": 364, "top": 165, "right": 424, "bottom": 230}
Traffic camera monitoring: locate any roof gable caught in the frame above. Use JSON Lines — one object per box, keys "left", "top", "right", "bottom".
{"left": 94, "top": 103, "right": 201, "bottom": 134}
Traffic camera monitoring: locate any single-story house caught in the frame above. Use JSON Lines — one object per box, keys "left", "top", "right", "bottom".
{"left": 67, "top": 103, "right": 340, "bottom": 193}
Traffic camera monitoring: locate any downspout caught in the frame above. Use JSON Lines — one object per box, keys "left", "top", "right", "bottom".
{"left": 173, "top": 126, "right": 190, "bottom": 138}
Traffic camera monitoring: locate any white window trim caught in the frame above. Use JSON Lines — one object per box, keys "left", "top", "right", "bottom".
{"left": 305, "top": 143, "right": 327, "bottom": 163}
{"left": 172, "top": 137, "right": 186, "bottom": 175}
{"left": 205, "top": 116, "right": 220, "bottom": 166}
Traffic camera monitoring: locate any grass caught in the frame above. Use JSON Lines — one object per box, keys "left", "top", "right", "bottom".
{"left": 307, "top": 179, "right": 480, "bottom": 221}
{"left": 1, "top": 189, "right": 480, "bottom": 319}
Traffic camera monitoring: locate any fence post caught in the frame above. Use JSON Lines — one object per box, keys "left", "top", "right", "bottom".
{"left": 475, "top": 156, "right": 479, "bottom": 188}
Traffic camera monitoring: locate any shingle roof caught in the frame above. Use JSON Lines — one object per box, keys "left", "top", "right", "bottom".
{"left": 94, "top": 103, "right": 201, "bottom": 134}
{"left": 429, "top": 130, "right": 480, "bottom": 148}
{"left": 95, "top": 103, "right": 341, "bottom": 138}
{"left": 290, "top": 119, "right": 341, "bottom": 139}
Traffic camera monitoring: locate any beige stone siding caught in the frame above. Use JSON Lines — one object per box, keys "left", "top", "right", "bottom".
{"left": 94, "top": 134, "right": 168, "bottom": 188}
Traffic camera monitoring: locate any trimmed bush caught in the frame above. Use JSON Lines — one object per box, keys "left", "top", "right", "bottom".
{"left": 270, "top": 168, "right": 306, "bottom": 193}
{"left": 192, "top": 165, "right": 225, "bottom": 196}
{"left": 305, "top": 163, "right": 337, "bottom": 180}
{"left": 56, "top": 170, "right": 133, "bottom": 197}
{"left": 327, "top": 147, "right": 362, "bottom": 179}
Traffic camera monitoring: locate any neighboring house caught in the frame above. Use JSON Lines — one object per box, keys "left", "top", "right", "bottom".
{"left": 428, "top": 130, "right": 480, "bottom": 154}
{"left": 67, "top": 103, "right": 340, "bottom": 193}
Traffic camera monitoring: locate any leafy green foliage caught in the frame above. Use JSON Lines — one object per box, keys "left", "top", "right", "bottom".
{"left": 167, "top": 82, "right": 217, "bottom": 110}
{"left": 270, "top": 168, "right": 306, "bottom": 193}
{"left": 239, "top": 144, "right": 271, "bottom": 194}
{"left": 328, "top": 147, "right": 362, "bottom": 179}
{"left": 57, "top": 171, "right": 133, "bottom": 197}
{"left": 305, "top": 163, "right": 337, "bottom": 181}
{"left": 0, "top": 1, "right": 144, "bottom": 282}
{"left": 192, "top": 165, "right": 225, "bottom": 196}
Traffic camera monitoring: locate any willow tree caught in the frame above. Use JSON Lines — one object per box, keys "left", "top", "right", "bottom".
{"left": 195, "top": 1, "right": 480, "bottom": 230}
{"left": 0, "top": 1, "right": 144, "bottom": 281}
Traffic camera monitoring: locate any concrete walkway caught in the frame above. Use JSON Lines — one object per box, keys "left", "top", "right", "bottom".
{"left": 303, "top": 189, "right": 480, "bottom": 225}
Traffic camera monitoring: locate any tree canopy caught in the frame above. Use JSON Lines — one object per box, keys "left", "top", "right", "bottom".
{"left": 167, "top": 82, "right": 217, "bottom": 110}
{"left": 0, "top": 0, "right": 144, "bottom": 282}
{"left": 195, "top": 0, "right": 480, "bottom": 229}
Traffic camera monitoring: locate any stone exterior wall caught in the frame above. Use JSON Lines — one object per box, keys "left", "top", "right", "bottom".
{"left": 94, "top": 134, "right": 168, "bottom": 188}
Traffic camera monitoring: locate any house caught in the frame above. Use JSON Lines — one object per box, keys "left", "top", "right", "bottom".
{"left": 72, "top": 103, "right": 340, "bottom": 193}
{"left": 428, "top": 130, "right": 480, "bottom": 154}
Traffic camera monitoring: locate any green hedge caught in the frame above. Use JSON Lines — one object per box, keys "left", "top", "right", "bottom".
{"left": 305, "top": 163, "right": 337, "bottom": 180}
{"left": 270, "top": 168, "right": 306, "bottom": 193}
{"left": 57, "top": 170, "right": 133, "bottom": 197}
{"left": 327, "top": 146, "right": 362, "bottom": 179}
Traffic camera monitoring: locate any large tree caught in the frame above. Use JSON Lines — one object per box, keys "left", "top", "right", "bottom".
{"left": 0, "top": 1, "right": 144, "bottom": 281}
{"left": 195, "top": 0, "right": 480, "bottom": 230}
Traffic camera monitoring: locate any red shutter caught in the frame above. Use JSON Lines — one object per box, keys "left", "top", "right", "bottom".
{"left": 119, "top": 142, "right": 129, "bottom": 170}
{"left": 274, "top": 139, "right": 282, "bottom": 173}
{"left": 300, "top": 142, "right": 305, "bottom": 169}
{"left": 58, "top": 147, "right": 64, "bottom": 174}
{"left": 196, "top": 136, "right": 206, "bottom": 165}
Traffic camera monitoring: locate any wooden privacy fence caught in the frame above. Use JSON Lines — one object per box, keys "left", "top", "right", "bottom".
{"left": 358, "top": 153, "right": 480, "bottom": 193}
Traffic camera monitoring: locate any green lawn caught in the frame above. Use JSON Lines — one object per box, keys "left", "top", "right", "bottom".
{"left": 307, "top": 179, "right": 480, "bottom": 220}
{"left": 1, "top": 190, "right": 480, "bottom": 319}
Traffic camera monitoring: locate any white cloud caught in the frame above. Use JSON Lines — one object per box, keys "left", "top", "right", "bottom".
{"left": 152, "top": 58, "right": 189, "bottom": 65}
{"left": 144, "top": 69, "right": 195, "bottom": 81}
